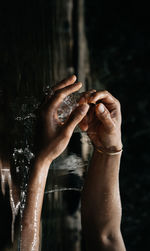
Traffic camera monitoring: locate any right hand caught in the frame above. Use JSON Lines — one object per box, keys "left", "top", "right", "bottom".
{"left": 79, "top": 90, "right": 122, "bottom": 152}
{"left": 34, "top": 75, "right": 89, "bottom": 163}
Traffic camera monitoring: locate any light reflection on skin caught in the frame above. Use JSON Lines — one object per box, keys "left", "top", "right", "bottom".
{"left": 31, "top": 192, "right": 40, "bottom": 251}
{"left": 30, "top": 173, "right": 48, "bottom": 250}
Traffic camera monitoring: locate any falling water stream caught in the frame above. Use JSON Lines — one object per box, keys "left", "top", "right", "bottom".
{"left": 0, "top": 168, "right": 20, "bottom": 243}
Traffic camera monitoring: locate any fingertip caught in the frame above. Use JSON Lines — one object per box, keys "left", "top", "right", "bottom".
{"left": 97, "top": 103, "right": 105, "bottom": 113}
{"left": 77, "top": 81, "right": 82, "bottom": 87}
{"left": 95, "top": 103, "right": 114, "bottom": 130}
{"left": 95, "top": 103, "right": 105, "bottom": 119}
{"left": 71, "top": 74, "right": 77, "bottom": 82}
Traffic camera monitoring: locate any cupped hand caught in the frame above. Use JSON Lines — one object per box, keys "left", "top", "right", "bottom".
{"left": 34, "top": 75, "right": 89, "bottom": 163}
{"left": 79, "top": 90, "right": 122, "bottom": 152}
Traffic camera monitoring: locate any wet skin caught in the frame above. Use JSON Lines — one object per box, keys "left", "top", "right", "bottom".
{"left": 1, "top": 75, "right": 126, "bottom": 250}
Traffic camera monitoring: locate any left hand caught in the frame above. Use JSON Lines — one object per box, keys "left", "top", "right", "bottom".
{"left": 34, "top": 75, "right": 89, "bottom": 163}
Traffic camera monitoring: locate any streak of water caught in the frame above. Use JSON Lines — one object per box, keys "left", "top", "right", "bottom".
{"left": 0, "top": 168, "right": 20, "bottom": 242}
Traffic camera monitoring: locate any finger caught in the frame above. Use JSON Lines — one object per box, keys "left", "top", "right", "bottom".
{"left": 52, "top": 75, "right": 77, "bottom": 92}
{"left": 79, "top": 89, "right": 96, "bottom": 104}
{"left": 89, "top": 90, "right": 121, "bottom": 114}
{"left": 47, "top": 81, "right": 82, "bottom": 112}
{"left": 63, "top": 104, "right": 89, "bottom": 137}
{"left": 89, "top": 90, "right": 117, "bottom": 105}
{"left": 95, "top": 103, "right": 115, "bottom": 131}
{"left": 78, "top": 115, "right": 89, "bottom": 131}
{"left": 79, "top": 103, "right": 95, "bottom": 131}
{"left": 40, "top": 76, "right": 77, "bottom": 110}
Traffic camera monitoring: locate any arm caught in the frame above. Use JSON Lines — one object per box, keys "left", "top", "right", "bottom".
{"left": 80, "top": 91, "right": 126, "bottom": 250}
{"left": 20, "top": 75, "right": 89, "bottom": 251}
{"left": 20, "top": 158, "right": 50, "bottom": 250}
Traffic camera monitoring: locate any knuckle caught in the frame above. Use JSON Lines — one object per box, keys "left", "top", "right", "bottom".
{"left": 117, "top": 100, "right": 121, "bottom": 108}
{"left": 103, "top": 90, "right": 109, "bottom": 95}
{"left": 104, "top": 111, "right": 110, "bottom": 119}
{"left": 117, "top": 98, "right": 121, "bottom": 105}
{"left": 100, "top": 109, "right": 110, "bottom": 120}
{"left": 96, "top": 90, "right": 107, "bottom": 96}
{"left": 115, "top": 98, "right": 121, "bottom": 108}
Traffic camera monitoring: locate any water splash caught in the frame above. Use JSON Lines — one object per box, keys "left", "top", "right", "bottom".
{"left": 9, "top": 97, "right": 37, "bottom": 248}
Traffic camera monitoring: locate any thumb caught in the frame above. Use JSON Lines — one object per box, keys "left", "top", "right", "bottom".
{"left": 63, "top": 104, "right": 89, "bottom": 136}
{"left": 96, "top": 103, "right": 115, "bottom": 131}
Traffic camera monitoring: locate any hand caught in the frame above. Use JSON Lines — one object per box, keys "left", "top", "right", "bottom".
{"left": 79, "top": 90, "right": 122, "bottom": 152}
{"left": 34, "top": 75, "right": 89, "bottom": 163}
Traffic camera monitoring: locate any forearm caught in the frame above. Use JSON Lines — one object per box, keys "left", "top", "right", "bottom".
{"left": 19, "top": 76, "right": 89, "bottom": 250}
{"left": 81, "top": 149, "right": 126, "bottom": 251}
{"left": 20, "top": 158, "right": 51, "bottom": 251}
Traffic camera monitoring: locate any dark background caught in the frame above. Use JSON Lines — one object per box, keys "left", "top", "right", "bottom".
{"left": 85, "top": 1, "right": 150, "bottom": 250}
{"left": 0, "top": 1, "right": 150, "bottom": 250}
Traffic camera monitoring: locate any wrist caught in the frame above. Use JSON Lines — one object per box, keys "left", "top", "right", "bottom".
{"left": 94, "top": 146, "right": 123, "bottom": 156}
{"left": 93, "top": 141, "right": 123, "bottom": 152}
{"left": 93, "top": 147, "right": 123, "bottom": 160}
{"left": 97, "top": 131, "right": 123, "bottom": 152}
{"left": 33, "top": 153, "right": 53, "bottom": 170}
{"left": 93, "top": 140, "right": 123, "bottom": 156}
